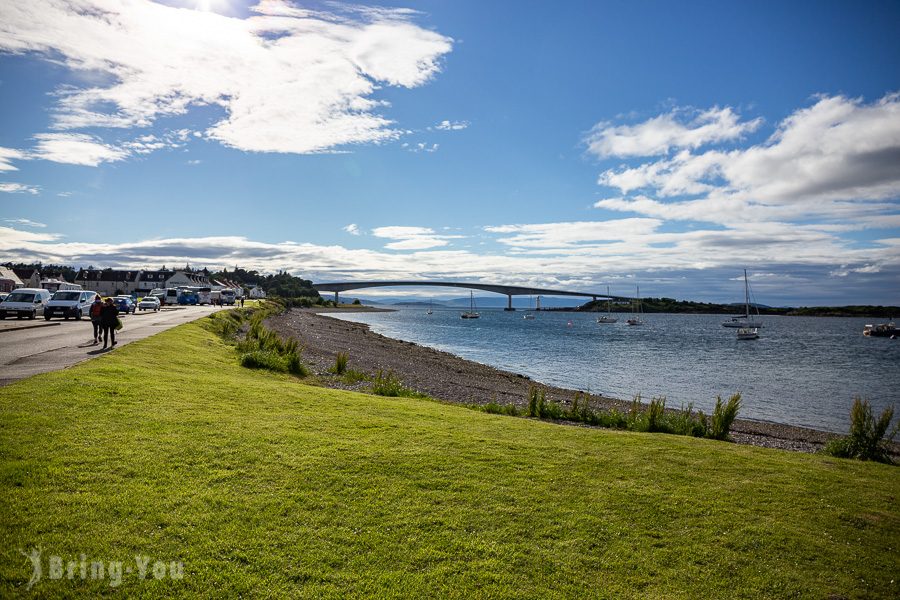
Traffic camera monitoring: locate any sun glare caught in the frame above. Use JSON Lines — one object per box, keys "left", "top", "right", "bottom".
{"left": 195, "top": 0, "right": 227, "bottom": 12}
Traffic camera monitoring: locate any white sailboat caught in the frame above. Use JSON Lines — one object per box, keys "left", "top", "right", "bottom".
{"left": 523, "top": 295, "right": 536, "bottom": 319}
{"left": 597, "top": 286, "right": 618, "bottom": 323}
{"left": 723, "top": 269, "right": 762, "bottom": 328}
{"left": 461, "top": 291, "right": 480, "bottom": 319}
{"left": 626, "top": 286, "right": 644, "bottom": 326}
{"left": 426, "top": 299, "right": 433, "bottom": 315}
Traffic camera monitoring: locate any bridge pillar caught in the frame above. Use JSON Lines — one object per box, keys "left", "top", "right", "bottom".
{"left": 504, "top": 294, "right": 516, "bottom": 311}
{"left": 334, "top": 291, "right": 339, "bottom": 304}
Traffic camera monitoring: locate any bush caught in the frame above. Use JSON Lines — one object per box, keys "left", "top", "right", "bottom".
{"left": 332, "top": 352, "right": 349, "bottom": 375}
{"left": 240, "top": 350, "right": 288, "bottom": 372}
{"left": 371, "top": 370, "right": 429, "bottom": 399}
{"left": 824, "top": 398, "right": 897, "bottom": 464}
{"left": 709, "top": 393, "right": 741, "bottom": 441}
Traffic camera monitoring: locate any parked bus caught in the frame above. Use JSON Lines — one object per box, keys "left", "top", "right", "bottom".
{"left": 197, "top": 287, "right": 212, "bottom": 305}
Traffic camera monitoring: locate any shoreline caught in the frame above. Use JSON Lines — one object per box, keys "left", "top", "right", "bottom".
{"left": 267, "top": 308, "right": 893, "bottom": 456}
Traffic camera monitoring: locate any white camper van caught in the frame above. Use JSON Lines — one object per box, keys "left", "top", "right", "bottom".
{"left": 0, "top": 288, "right": 52, "bottom": 319}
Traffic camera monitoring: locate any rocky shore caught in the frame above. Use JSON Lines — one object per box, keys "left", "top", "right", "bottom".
{"left": 266, "top": 308, "right": 885, "bottom": 455}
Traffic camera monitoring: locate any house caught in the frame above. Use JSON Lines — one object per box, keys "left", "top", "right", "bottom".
{"left": 164, "top": 270, "right": 211, "bottom": 288}
{"left": 0, "top": 267, "right": 24, "bottom": 293}
{"left": 248, "top": 286, "right": 266, "bottom": 299}
{"left": 12, "top": 268, "right": 41, "bottom": 288}
{"left": 136, "top": 269, "right": 175, "bottom": 294}
{"left": 74, "top": 269, "right": 142, "bottom": 296}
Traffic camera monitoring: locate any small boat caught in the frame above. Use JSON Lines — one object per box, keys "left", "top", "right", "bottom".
{"left": 863, "top": 322, "right": 898, "bottom": 338}
{"left": 597, "top": 285, "right": 618, "bottom": 323}
{"left": 723, "top": 269, "right": 763, "bottom": 328}
{"left": 626, "top": 285, "right": 644, "bottom": 326}
{"left": 461, "top": 291, "right": 480, "bottom": 319}
{"left": 426, "top": 299, "right": 433, "bottom": 315}
{"left": 737, "top": 327, "right": 759, "bottom": 340}
{"left": 523, "top": 296, "right": 536, "bottom": 319}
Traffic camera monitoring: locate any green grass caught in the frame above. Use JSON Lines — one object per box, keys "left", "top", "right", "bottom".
{"left": 1, "top": 321, "right": 898, "bottom": 598}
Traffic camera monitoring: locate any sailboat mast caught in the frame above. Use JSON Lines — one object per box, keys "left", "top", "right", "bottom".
{"left": 744, "top": 269, "right": 750, "bottom": 319}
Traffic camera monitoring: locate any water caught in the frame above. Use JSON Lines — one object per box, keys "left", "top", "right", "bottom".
{"left": 326, "top": 308, "right": 900, "bottom": 433}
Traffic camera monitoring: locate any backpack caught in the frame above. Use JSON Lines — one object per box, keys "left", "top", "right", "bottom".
{"left": 90, "top": 302, "right": 102, "bottom": 318}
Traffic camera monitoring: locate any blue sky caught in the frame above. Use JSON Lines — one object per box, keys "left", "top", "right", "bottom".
{"left": 1, "top": 0, "right": 899, "bottom": 304}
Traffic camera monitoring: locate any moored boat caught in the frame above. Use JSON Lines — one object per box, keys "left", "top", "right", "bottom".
{"left": 863, "top": 322, "right": 898, "bottom": 338}
{"left": 723, "top": 269, "right": 763, "bottom": 328}
{"left": 597, "top": 286, "right": 618, "bottom": 324}
{"left": 461, "top": 291, "right": 480, "bottom": 319}
{"left": 737, "top": 327, "right": 759, "bottom": 340}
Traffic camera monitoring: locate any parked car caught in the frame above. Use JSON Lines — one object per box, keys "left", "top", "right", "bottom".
{"left": 0, "top": 288, "right": 52, "bottom": 319}
{"left": 113, "top": 296, "right": 137, "bottom": 314}
{"left": 138, "top": 296, "right": 161, "bottom": 311}
{"left": 44, "top": 290, "right": 98, "bottom": 320}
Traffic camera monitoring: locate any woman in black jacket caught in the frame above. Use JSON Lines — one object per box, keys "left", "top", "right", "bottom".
{"left": 99, "top": 297, "right": 119, "bottom": 349}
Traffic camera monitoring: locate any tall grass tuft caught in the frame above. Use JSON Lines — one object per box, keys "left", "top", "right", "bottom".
{"left": 824, "top": 398, "right": 898, "bottom": 464}
{"left": 332, "top": 352, "right": 349, "bottom": 375}
{"left": 708, "top": 393, "right": 741, "bottom": 441}
{"left": 371, "top": 370, "right": 429, "bottom": 399}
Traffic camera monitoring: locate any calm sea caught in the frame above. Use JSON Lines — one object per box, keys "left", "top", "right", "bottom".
{"left": 326, "top": 308, "right": 900, "bottom": 433}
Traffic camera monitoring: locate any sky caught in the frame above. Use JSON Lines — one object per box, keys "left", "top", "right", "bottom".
{"left": 1, "top": 0, "right": 899, "bottom": 305}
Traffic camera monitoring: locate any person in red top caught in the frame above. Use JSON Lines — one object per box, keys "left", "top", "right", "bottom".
{"left": 99, "top": 297, "right": 119, "bottom": 349}
{"left": 89, "top": 295, "right": 103, "bottom": 344}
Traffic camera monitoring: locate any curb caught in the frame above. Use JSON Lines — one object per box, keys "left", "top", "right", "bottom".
{"left": 0, "top": 322, "right": 62, "bottom": 334}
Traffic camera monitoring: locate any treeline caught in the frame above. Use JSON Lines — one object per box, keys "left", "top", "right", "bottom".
{"left": 208, "top": 268, "right": 321, "bottom": 299}
{"left": 576, "top": 297, "right": 900, "bottom": 318}
{"left": 4, "top": 262, "right": 319, "bottom": 299}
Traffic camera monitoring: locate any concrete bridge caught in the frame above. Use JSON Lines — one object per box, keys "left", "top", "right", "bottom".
{"left": 312, "top": 280, "right": 626, "bottom": 311}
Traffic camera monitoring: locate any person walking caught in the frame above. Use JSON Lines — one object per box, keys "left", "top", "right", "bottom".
{"left": 89, "top": 295, "right": 103, "bottom": 343}
{"left": 240, "top": 296, "right": 244, "bottom": 307}
{"left": 99, "top": 297, "right": 119, "bottom": 349}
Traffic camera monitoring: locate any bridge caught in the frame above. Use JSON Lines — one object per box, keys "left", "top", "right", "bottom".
{"left": 312, "top": 280, "right": 628, "bottom": 311}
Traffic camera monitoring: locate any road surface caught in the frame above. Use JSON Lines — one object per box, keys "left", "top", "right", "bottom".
{"left": 0, "top": 305, "right": 229, "bottom": 386}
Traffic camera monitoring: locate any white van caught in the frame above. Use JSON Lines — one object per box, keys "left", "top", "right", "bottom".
{"left": 0, "top": 288, "right": 53, "bottom": 320}
{"left": 44, "top": 290, "right": 98, "bottom": 320}
{"left": 220, "top": 289, "right": 236, "bottom": 306}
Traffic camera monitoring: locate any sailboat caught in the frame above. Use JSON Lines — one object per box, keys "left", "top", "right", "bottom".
{"left": 597, "top": 286, "right": 618, "bottom": 323}
{"left": 626, "top": 286, "right": 644, "bottom": 326}
{"left": 461, "top": 291, "right": 480, "bottom": 319}
{"left": 723, "top": 270, "right": 762, "bottom": 328}
{"left": 426, "top": 299, "right": 433, "bottom": 315}
{"left": 523, "top": 295, "right": 536, "bottom": 319}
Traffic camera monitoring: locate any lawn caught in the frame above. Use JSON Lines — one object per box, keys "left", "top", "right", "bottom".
{"left": 0, "top": 317, "right": 897, "bottom": 598}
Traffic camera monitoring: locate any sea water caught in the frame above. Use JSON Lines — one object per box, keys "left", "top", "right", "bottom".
{"left": 326, "top": 308, "right": 900, "bottom": 433}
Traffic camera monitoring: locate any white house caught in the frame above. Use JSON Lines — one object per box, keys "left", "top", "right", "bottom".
{"left": 248, "top": 286, "right": 266, "bottom": 299}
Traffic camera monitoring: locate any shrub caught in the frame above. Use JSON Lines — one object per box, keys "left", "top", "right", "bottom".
{"left": 371, "top": 370, "right": 429, "bottom": 399}
{"left": 646, "top": 396, "right": 667, "bottom": 433}
{"left": 708, "top": 393, "right": 741, "bottom": 441}
{"left": 341, "top": 369, "right": 370, "bottom": 385}
{"left": 240, "top": 350, "right": 288, "bottom": 372}
{"left": 824, "top": 398, "right": 897, "bottom": 464}
{"left": 332, "top": 352, "right": 349, "bottom": 375}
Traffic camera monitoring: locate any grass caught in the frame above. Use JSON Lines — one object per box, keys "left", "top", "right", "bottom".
{"left": 0, "top": 321, "right": 898, "bottom": 598}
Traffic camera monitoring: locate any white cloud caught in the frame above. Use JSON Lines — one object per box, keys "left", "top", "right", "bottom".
{"left": 406, "top": 142, "right": 439, "bottom": 153}
{"left": 594, "top": 94, "right": 900, "bottom": 230}
{"left": 0, "top": 182, "right": 40, "bottom": 195}
{"left": 31, "top": 133, "right": 129, "bottom": 166}
{"left": 371, "top": 225, "right": 460, "bottom": 250}
{"left": 343, "top": 223, "right": 360, "bottom": 235}
{"left": 0, "top": 1, "right": 453, "bottom": 155}
{"left": 435, "top": 119, "right": 468, "bottom": 131}
{"left": 1, "top": 223, "right": 898, "bottom": 304}
{"left": 3, "top": 218, "right": 46, "bottom": 228}
{"left": 0, "top": 146, "right": 26, "bottom": 171}
{"left": 585, "top": 106, "right": 762, "bottom": 158}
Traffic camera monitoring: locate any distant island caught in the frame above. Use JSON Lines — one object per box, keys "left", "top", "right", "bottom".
{"left": 569, "top": 297, "right": 900, "bottom": 319}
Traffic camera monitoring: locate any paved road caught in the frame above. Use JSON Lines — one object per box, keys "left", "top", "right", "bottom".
{"left": 0, "top": 305, "right": 230, "bottom": 386}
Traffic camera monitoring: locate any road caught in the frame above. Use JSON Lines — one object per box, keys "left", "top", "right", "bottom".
{"left": 0, "top": 305, "right": 230, "bottom": 386}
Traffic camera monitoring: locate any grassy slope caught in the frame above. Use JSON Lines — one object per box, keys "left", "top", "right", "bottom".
{"left": 0, "top": 319, "right": 897, "bottom": 598}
